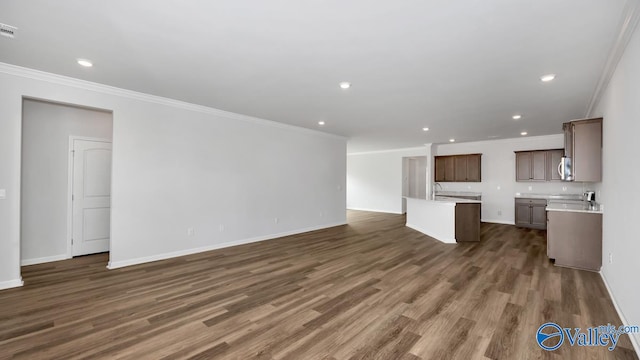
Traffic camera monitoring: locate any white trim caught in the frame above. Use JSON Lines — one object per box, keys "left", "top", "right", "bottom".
{"left": 0, "top": 62, "right": 346, "bottom": 141}
{"left": 346, "top": 207, "right": 404, "bottom": 214}
{"left": 107, "top": 221, "right": 347, "bottom": 270}
{"left": 481, "top": 219, "right": 516, "bottom": 225}
{"left": 348, "top": 146, "right": 427, "bottom": 156}
{"left": 0, "top": 278, "right": 24, "bottom": 291}
{"left": 21, "top": 254, "right": 69, "bottom": 266}
{"left": 600, "top": 272, "right": 640, "bottom": 356}
{"left": 586, "top": 0, "right": 640, "bottom": 116}
{"left": 67, "top": 136, "right": 112, "bottom": 259}
{"left": 405, "top": 223, "right": 457, "bottom": 244}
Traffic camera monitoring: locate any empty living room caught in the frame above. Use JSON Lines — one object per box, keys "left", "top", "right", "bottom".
{"left": 1, "top": 1, "right": 639, "bottom": 359}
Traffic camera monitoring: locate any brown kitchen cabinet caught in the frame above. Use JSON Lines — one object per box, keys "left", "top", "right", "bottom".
{"left": 546, "top": 149, "right": 564, "bottom": 181}
{"left": 547, "top": 211, "right": 602, "bottom": 271}
{"left": 515, "top": 149, "right": 564, "bottom": 182}
{"left": 434, "top": 154, "right": 482, "bottom": 182}
{"left": 563, "top": 118, "right": 602, "bottom": 182}
{"left": 434, "top": 156, "right": 456, "bottom": 182}
{"left": 455, "top": 203, "right": 481, "bottom": 242}
{"left": 515, "top": 198, "right": 547, "bottom": 229}
{"left": 516, "top": 151, "right": 546, "bottom": 181}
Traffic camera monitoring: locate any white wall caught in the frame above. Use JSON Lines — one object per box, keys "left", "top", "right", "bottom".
{"left": 435, "top": 135, "right": 587, "bottom": 224}
{"left": 0, "top": 64, "right": 346, "bottom": 288}
{"left": 347, "top": 147, "right": 427, "bottom": 214}
{"left": 21, "top": 99, "right": 113, "bottom": 265}
{"left": 591, "top": 18, "right": 640, "bottom": 351}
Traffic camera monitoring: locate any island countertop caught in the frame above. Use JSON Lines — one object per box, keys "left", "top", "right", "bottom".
{"left": 403, "top": 196, "right": 481, "bottom": 204}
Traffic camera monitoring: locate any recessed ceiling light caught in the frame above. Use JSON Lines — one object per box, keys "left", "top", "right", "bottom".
{"left": 512, "top": 115, "right": 522, "bottom": 120}
{"left": 422, "top": 127, "right": 429, "bottom": 132}
{"left": 318, "top": 121, "right": 325, "bottom": 126}
{"left": 339, "top": 82, "right": 351, "bottom": 89}
{"left": 77, "top": 59, "right": 93, "bottom": 67}
{"left": 449, "top": 138, "right": 455, "bottom": 143}
{"left": 521, "top": 131, "right": 528, "bottom": 136}
{"left": 540, "top": 74, "right": 556, "bottom": 82}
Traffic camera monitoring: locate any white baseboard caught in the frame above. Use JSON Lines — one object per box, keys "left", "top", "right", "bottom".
{"left": 406, "top": 223, "right": 456, "bottom": 244}
{"left": 347, "top": 207, "right": 404, "bottom": 214}
{"left": 481, "top": 219, "right": 516, "bottom": 225}
{"left": 108, "top": 221, "right": 347, "bottom": 270}
{"left": 21, "top": 254, "right": 69, "bottom": 266}
{"left": 0, "top": 278, "right": 24, "bottom": 291}
{"left": 600, "top": 272, "right": 640, "bottom": 356}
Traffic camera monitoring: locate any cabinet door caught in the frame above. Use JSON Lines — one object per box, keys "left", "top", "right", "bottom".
{"left": 444, "top": 156, "right": 455, "bottom": 182}
{"left": 515, "top": 200, "right": 531, "bottom": 227}
{"left": 454, "top": 156, "right": 468, "bottom": 181}
{"left": 531, "top": 152, "right": 546, "bottom": 181}
{"left": 563, "top": 122, "right": 574, "bottom": 159}
{"left": 547, "top": 212, "right": 558, "bottom": 258}
{"left": 573, "top": 119, "right": 602, "bottom": 182}
{"left": 548, "top": 211, "right": 602, "bottom": 271}
{"left": 516, "top": 152, "right": 532, "bottom": 181}
{"left": 546, "top": 149, "right": 564, "bottom": 181}
{"left": 434, "top": 157, "right": 445, "bottom": 182}
{"left": 530, "top": 203, "right": 547, "bottom": 229}
{"left": 466, "top": 154, "right": 481, "bottom": 182}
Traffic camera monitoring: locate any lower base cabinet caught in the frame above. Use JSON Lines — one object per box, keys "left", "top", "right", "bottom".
{"left": 455, "top": 203, "right": 481, "bottom": 242}
{"left": 547, "top": 211, "right": 602, "bottom": 271}
{"left": 515, "top": 198, "right": 547, "bottom": 229}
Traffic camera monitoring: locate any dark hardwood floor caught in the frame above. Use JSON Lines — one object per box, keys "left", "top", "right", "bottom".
{"left": 0, "top": 211, "right": 637, "bottom": 359}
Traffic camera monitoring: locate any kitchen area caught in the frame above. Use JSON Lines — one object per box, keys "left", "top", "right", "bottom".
{"left": 404, "top": 117, "right": 604, "bottom": 271}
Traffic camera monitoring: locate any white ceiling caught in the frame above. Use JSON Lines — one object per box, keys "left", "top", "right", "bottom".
{"left": 0, "top": 0, "right": 629, "bottom": 152}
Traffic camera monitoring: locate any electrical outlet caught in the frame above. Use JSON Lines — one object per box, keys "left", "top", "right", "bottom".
{"left": 274, "top": 217, "right": 279, "bottom": 224}
{"left": 498, "top": 210, "right": 502, "bottom": 216}
{"left": 562, "top": 186, "right": 567, "bottom": 191}
{"left": 609, "top": 253, "right": 613, "bottom": 264}
{"left": 187, "top": 227, "right": 195, "bottom": 236}
{"left": 528, "top": 186, "right": 533, "bottom": 191}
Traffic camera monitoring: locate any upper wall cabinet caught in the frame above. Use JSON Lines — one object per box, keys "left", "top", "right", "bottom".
{"left": 563, "top": 118, "right": 602, "bottom": 182}
{"left": 434, "top": 154, "right": 482, "bottom": 182}
{"left": 515, "top": 149, "right": 564, "bottom": 182}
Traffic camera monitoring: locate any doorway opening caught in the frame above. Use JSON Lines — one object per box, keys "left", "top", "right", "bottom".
{"left": 401, "top": 156, "right": 427, "bottom": 213}
{"left": 20, "top": 98, "right": 113, "bottom": 269}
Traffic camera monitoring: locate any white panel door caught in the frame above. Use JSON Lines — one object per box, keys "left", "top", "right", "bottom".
{"left": 72, "top": 139, "right": 112, "bottom": 256}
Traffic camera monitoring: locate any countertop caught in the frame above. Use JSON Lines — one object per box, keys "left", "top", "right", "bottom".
{"left": 435, "top": 191, "right": 482, "bottom": 197}
{"left": 433, "top": 196, "right": 482, "bottom": 204}
{"left": 546, "top": 200, "right": 604, "bottom": 214}
{"left": 515, "top": 193, "right": 583, "bottom": 201}
{"left": 404, "top": 196, "right": 482, "bottom": 204}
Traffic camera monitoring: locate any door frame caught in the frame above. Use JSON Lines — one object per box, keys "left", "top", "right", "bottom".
{"left": 66, "top": 136, "right": 113, "bottom": 258}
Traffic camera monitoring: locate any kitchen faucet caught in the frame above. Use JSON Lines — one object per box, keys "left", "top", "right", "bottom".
{"left": 432, "top": 182, "right": 443, "bottom": 199}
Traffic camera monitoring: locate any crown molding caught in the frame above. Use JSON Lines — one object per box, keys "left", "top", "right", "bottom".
{"left": 347, "top": 146, "right": 428, "bottom": 156}
{"left": 586, "top": 0, "right": 640, "bottom": 117}
{"left": 0, "top": 62, "right": 347, "bottom": 141}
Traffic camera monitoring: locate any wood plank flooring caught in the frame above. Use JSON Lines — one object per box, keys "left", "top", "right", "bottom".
{"left": 0, "top": 210, "right": 637, "bottom": 359}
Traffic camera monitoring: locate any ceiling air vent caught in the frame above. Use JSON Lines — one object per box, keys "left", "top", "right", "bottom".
{"left": 0, "top": 23, "right": 17, "bottom": 38}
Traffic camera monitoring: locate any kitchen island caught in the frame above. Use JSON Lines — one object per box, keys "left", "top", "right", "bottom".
{"left": 405, "top": 196, "right": 481, "bottom": 243}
